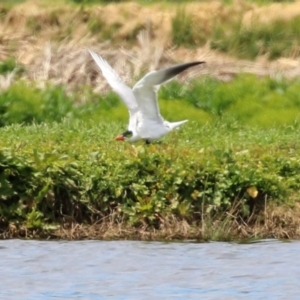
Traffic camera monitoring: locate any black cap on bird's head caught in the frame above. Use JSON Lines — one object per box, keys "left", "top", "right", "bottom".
{"left": 115, "top": 130, "right": 132, "bottom": 141}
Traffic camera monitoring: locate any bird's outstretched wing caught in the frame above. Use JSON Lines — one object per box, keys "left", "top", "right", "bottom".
{"left": 132, "top": 61, "right": 205, "bottom": 122}
{"left": 89, "top": 50, "right": 139, "bottom": 116}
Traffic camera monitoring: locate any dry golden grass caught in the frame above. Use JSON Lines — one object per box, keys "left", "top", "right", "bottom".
{"left": 1, "top": 0, "right": 300, "bottom": 93}
{"left": 243, "top": 1, "right": 300, "bottom": 27}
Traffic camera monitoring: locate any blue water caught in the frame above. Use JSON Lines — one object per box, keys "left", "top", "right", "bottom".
{"left": 0, "top": 239, "right": 299, "bottom": 299}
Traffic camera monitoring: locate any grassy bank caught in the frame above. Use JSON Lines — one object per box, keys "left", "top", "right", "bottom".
{"left": 0, "top": 75, "right": 300, "bottom": 241}
{"left": 1, "top": 119, "right": 300, "bottom": 240}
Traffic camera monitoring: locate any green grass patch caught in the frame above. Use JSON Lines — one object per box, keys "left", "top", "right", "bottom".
{"left": 0, "top": 58, "right": 24, "bottom": 75}
{"left": 160, "top": 74, "right": 300, "bottom": 127}
{"left": 0, "top": 81, "right": 123, "bottom": 126}
{"left": 1, "top": 74, "right": 300, "bottom": 128}
{"left": 0, "top": 82, "right": 75, "bottom": 126}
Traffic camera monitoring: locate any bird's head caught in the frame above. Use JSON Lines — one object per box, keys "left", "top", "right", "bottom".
{"left": 115, "top": 130, "right": 133, "bottom": 141}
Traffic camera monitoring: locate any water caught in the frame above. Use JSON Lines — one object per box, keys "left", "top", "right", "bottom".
{"left": 0, "top": 239, "right": 299, "bottom": 299}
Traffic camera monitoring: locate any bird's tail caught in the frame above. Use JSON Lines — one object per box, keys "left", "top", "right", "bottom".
{"left": 165, "top": 120, "right": 188, "bottom": 131}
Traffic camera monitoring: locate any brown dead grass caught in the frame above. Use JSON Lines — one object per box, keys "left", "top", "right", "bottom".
{"left": 1, "top": 201, "right": 300, "bottom": 241}
{"left": 1, "top": 1, "right": 300, "bottom": 93}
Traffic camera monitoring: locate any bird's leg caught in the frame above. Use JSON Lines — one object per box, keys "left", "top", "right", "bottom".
{"left": 144, "top": 139, "right": 165, "bottom": 145}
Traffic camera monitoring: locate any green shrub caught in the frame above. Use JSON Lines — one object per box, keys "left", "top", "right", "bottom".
{"left": 0, "top": 120, "right": 300, "bottom": 229}
{"left": 160, "top": 74, "right": 300, "bottom": 127}
{"left": 0, "top": 82, "right": 75, "bottom": 126}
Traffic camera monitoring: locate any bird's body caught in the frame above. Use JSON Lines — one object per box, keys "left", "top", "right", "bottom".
{"left": 89, "top": 50, "right": 204, "bottom": 142}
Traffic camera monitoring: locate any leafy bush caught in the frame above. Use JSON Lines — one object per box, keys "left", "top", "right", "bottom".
{"left": 0, "top": 119, "right": 300, "bottom": 230}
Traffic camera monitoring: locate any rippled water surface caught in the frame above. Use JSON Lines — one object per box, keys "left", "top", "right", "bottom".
{"left": 0, "top": 239, "right": 299, "bottom": 299}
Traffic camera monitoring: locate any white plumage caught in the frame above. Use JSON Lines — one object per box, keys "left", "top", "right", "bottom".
{"left": 89, "top": 50, "right": 204, "bottom": 143}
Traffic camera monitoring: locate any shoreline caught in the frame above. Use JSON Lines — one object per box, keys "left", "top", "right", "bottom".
{"left": 2, "top": 203, "right": 300, "bottom": 241}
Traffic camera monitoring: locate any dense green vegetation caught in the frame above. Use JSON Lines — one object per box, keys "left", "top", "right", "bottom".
{"left": 0, "top": 81, "right": 122, "bottom": 126}
{"left": 0, "top": 75, "right": 300, "bottom": 238}
{"left": 1, "top": 75, "right": 299, "bottom": 128}
{"left": 1, "top": 118, "right": 300, "bottom": 231}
